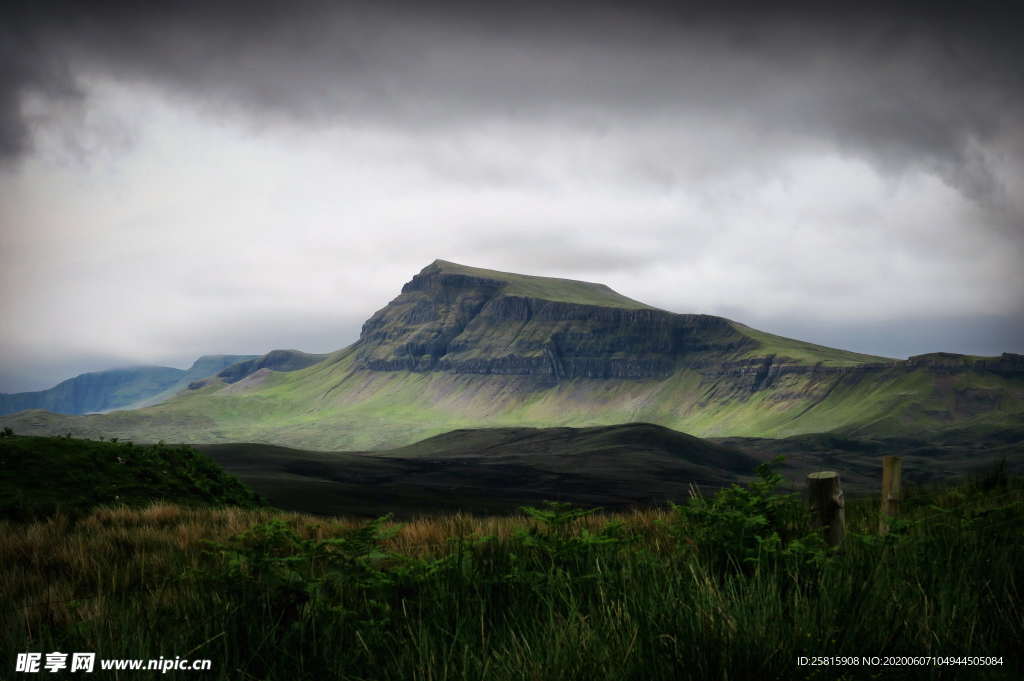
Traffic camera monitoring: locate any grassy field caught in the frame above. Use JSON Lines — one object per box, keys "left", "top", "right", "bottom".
{"left": 3, "top": 462, "right": 1021, "bottom": 680}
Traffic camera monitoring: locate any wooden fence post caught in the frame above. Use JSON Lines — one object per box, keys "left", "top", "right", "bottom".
{"left": 879, "top": 455, "right": 902, "bottom": 535}
{"left": 807, "top": 471, "right": 845, "bottom": 547}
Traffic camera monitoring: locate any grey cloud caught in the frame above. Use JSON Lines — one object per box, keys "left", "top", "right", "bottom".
{"left": 2, "top": 0, "right": 1023, "bottom": 392}
{"left": 0, "top": 353, "right": 141, "bottom": 394}
{"left": 0, "top": 18, "right": 83, "bottom": 161}
{"left": 4, "top": 1, "right": 1022, "bottom": 208}
{"left": 463, "top": 229, "right": 674, "bottom": 278}
{"left": 0, "top": 311, "right": 367, "bottom": 394}
{"left": 728, "top": 312, "right": 1024, "bottom": 362}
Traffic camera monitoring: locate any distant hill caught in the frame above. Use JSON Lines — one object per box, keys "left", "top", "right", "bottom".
{"left": 0, "top": 365, "right": 184, "bottom": 415}
{"left": 196, "top": 422, "right": 1024, "bottom": 517}
{"left": 118, "top": 354, "right": 262, "bottom": 409}
{"left": 0, "top": 355, "right": 258, "bottom": 416}
{"left": 0, "top": 435, "right": 262, "bottom": 520}
{"left": 196, "top": 423, "right": 761, "bottom": 517}
{"left": 1, "top": 259, "right": 1021, "bottom": 448}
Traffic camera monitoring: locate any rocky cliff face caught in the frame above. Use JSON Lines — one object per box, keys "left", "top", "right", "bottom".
{"left": 350, "top": 261, "right": 1024, "bottom": 431}
{"left": 906, "top": 352, "right": 1024, "bottom": 375}
{"left": 356, "top": 262, "right": 753, "bottom": 380}
{"left": 710, "top": 355, "right": 898, "bottom": 394}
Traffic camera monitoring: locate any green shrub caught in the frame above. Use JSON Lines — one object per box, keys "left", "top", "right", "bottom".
{"left": 668, "top": 458, "right": 832, "bottom": 576}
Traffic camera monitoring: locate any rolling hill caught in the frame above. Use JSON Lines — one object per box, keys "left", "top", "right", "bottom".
{"left": 1, "top": 259, "right": 1021, "bottom": 449}
{"left": 196, "top": 423, "right": 762, "bottom": 517}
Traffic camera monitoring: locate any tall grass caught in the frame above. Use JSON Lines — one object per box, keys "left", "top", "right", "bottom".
{"left": 3, "top": 471, "right": 1022, "bottom": 680}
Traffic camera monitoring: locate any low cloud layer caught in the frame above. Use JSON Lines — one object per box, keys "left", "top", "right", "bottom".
{"left": 1, "top": 1, "right": 1022, "bottom": 391}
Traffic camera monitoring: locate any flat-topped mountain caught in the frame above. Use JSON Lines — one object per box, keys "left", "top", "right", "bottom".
{"left": 358, "top": 260, "right": 745, "bottom": 378}
{"left": 357, "top": 260, "right": 889, "bottom": 381}
{"left": 0, "top": 260, "right": 1020, "bottom": 449}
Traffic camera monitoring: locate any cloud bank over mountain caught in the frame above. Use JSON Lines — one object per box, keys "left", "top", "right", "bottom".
{"left": 1, "top": 0, "right": 1022, "bottom": 391}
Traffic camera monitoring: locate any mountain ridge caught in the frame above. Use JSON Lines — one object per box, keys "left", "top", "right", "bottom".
{"left": 0, "top": 355, "right": 259, "bottom": 416}
{"left": 0, "top": 260, "right": 1020, "bottom": 448}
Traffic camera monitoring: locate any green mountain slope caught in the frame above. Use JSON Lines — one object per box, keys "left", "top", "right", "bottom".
{"left": 1, "top": 260, "right": 1021, "bottom": 448}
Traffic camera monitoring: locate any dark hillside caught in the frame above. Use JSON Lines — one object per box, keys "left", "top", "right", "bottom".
{"left": 0, "top": 435, "right": 262, "bottom": 520}
{"left": 198, "top": 423, "right": 760, "bottom": 517}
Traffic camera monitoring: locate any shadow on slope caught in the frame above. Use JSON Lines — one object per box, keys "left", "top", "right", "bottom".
{"left": 197, "top": 423, "right": 761, "bottom": 518}
{"left": 714, "top": 426, "right": 1024, "bottom": 493}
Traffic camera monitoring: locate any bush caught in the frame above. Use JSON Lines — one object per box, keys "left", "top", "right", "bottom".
{"left": 668, "top": 458, "right": 831, "bottom": 576}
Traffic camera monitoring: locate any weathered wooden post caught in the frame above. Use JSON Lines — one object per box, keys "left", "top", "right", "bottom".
{"left": 879, "top": 455, "right": 902, "bottom": 535}
{"left": 807, "top": 471, "right": 845, "bottom": 547}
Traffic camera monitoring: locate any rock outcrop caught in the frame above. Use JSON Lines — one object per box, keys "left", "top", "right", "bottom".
{"left": 907, "top": 352, "right": 1024, "bottom": 376}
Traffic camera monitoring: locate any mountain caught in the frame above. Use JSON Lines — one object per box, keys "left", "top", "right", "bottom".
{"left": 0, "top": 365, "right": 184, "bottom": 416}
{"left": 211, "top": 350, "right": 329, "bottom": 386}
{"left": 117, "top": 354, "right": 263, "bottom": 409}
{"left": 0, "top": 259, "right": 1021, "bottom": 448}
{"left": 0, "top": 355, "right": 258, "bottom": 416}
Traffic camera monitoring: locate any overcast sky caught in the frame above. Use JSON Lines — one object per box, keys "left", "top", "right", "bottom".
{"left": 1, "top": 1, "right": 1022, "bottom": 392}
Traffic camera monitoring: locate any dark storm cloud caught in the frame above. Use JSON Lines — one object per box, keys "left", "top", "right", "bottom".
{"left": 1, "top": 0, "right": 1022, "bottom": 393}
{"left": 0, "top": 18, "right": 82, "bottom": 161}
{"left": 3, "top": 0, "right": 1023, "bottom": 212}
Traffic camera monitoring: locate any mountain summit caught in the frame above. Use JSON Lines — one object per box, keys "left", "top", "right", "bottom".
{"left": 0, "top": 260, "right": 1020, "bottom": 449}
{"left": 357, "top": 259, "right": 747, "bottom": 379}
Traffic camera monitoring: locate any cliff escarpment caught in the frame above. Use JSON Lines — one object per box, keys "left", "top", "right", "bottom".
{"left": 356, "top": 260, "right": 753, "bottom": 380}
